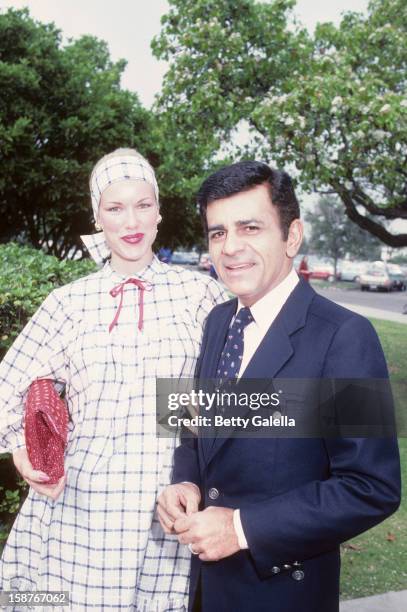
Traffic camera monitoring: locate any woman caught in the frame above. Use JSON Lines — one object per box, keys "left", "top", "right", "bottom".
{"left": 0, "top": 149, "right": 226, "bottom": 610}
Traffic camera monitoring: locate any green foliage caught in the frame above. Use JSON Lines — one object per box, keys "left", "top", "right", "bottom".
{"left": 0, "top": 8, "right": 153, "bottom": 258}
{"left": 151, "top": 0, "right": 305, "bottom": 249}
{"left": 389, "top": 254, "right": 407, "bottom": 264}
{"left": 0, "top": 243, "right": 96, "bottom": 357}
{"left": 154, "top": 0, "right": 407, "bottom": 246}
{"left": 0, "top": 482, "right": 26, "bottom": 515}
{"left": 307, "top": 197, "right": 382, "bottom": 271}
{"left": 0, "top": 455, "right": 27, "bottom": 549}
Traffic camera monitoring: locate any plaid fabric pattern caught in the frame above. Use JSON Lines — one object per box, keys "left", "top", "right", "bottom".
{"left": 0, "top": 257, "right": 227, "bottom": 610}
{"left": 80, "top": 232, "right": 111, "bottom": 266}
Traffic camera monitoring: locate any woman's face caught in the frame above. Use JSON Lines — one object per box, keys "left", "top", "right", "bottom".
{"left": 98, "top": 179, "right": 160, "bottom": 275}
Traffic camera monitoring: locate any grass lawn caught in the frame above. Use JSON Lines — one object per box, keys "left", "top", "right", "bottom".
{"left": 340, "top": 318, "right": 407, "bottom": 600}
{"left": 310, "top": 279, "right": 359, "bottom": 291}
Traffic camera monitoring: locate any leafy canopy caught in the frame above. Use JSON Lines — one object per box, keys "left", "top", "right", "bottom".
{"left": 0, "top": 8, "right": 152, "bottom": 258}
{"left": 153, "top": 0, "right": 407, "bottom": 246}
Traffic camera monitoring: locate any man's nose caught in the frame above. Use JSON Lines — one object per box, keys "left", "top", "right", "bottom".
{"left": 222, "top": 231, "right": 244, "bottom": 256}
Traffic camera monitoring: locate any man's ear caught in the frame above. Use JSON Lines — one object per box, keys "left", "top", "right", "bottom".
{"left": 286, "top": 219, "right": 303, "bottom": 258}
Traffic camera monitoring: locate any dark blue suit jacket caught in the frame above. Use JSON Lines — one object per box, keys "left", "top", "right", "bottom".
{"left": 173, "top": 279, "right": 401, "bottom": 612}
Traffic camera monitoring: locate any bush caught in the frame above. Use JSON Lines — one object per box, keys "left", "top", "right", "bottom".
{"left": 0, "top": 243, "right": 96, "bottom": 545}
{"left": 0, "top": 243, "right": 96, "bottom": 358}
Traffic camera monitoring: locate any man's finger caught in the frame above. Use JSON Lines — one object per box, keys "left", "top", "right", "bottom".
{"left": 173, "top": 514, "right": 192, "bottom": 533}
{"left": 185, "top": 493, "right": 199, "bottom": 515}
{"left": 177, "top": 531, "right": 194, "bottom": 545}
{"left": 162, "top": 492, "right": 187, "bottom": 521}
{"left": 157, "top": 505, "right": 175, "bottom": 534}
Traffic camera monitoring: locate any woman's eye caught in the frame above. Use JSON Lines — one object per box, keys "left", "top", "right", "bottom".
{"left": 107, "top": 206, "right": 121, "bottom": 212}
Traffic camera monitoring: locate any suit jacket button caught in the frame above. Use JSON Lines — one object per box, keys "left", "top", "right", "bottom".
{"left": 208, "top": 487, "right": 219, "bottom": 500}
{"left": 292, "top": 570, "right": 305, "bottom": 581}
{"left": 271, "top": 566, "right": 281, "bottom": 574}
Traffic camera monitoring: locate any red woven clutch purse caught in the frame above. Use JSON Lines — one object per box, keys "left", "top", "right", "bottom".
{"left": 24, "top": 379, "right": 68, "bottom": 484}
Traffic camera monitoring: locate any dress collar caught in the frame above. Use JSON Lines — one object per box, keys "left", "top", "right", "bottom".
{"left": 100, "top": 255, "right": 164, "bottom": 285}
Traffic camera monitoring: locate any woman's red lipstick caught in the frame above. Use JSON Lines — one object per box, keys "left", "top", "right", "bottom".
{"left": 121, "top": 233, "right": 144, "bottom": 244}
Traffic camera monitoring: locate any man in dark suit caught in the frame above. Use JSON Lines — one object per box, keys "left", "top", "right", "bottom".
{"left": 157, "top": 161, "right": 401, "bottom": 612}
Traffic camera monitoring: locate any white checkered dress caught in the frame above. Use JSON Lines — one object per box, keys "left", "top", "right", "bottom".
{"left": 0, "top": 257, "right": 227, "bottom": 611}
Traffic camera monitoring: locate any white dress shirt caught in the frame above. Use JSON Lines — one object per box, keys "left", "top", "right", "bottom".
{"left": 233, "top": 268, "right": 299, "bottom": 548}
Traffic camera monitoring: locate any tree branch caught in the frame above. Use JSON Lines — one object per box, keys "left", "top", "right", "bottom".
{"left": 336, "top": 185, "right": 407, "bottom": 247}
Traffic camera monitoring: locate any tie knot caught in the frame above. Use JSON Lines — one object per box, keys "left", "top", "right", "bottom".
{"left": 232, "top": 307, "right": 253, "bottom": 331}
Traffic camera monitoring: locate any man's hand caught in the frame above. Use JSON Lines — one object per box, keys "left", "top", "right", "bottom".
{"left": 157, "top": 483, "right": 201, "bottom": 534}
{"left": 12, "top": 447, "right": 66, "bottom": 501}
{"left": 174, "top": 506, "right": 240, "bottom": 561}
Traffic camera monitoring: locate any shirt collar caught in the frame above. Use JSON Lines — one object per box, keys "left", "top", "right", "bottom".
{"left": 237, "top": 268, "right": 299, "bottom": 332}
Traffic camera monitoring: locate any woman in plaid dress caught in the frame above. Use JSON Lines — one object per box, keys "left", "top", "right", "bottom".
{"left": 0, "top": 149, "right": 226, "bottom": 610}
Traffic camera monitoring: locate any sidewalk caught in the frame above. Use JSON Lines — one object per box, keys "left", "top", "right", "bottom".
{"left": 340, "top": 589, "right": 407, "bottom": 611}
{"left": 333, "top": 301, "right": 407, "bottom": 325}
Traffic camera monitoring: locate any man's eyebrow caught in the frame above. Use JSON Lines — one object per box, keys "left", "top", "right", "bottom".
{"left": 207, "top": 224, "right": 226, "bottom": 233}
{"left": 235, "top": 218, "right": 263, "bottom": 226}
{"left": 208, "top": 219, "right": 264, "bottom": 232}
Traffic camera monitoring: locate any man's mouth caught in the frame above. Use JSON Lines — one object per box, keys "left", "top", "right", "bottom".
{"left": 121, "top": 233, "right": 144, "bottom": 244}
{"left": 224, "top": 263, "right": 254, "bottom": 273}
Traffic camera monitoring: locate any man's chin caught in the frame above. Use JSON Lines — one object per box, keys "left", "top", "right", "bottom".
{"left": 218, "top": 276, "right": 255, "bottom": 300}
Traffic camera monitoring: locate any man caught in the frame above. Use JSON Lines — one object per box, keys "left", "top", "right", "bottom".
{"left": 157, "top": 161, "right": 401, "bottom": 612}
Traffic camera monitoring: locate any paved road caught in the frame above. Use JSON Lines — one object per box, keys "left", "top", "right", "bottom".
{"left": 340, "top": 589, "right": 407, "bottom": 612}
{"left": 313, "top": 284, "right": 407, "bottom": 315}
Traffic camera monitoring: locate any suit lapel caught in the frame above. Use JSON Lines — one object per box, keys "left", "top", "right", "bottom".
{"left": 204, "top": 279, "right": 316, "bottom": 466}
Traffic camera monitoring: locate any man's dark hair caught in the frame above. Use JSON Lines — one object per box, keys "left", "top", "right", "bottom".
{"left": 197, "top": 161, "right": 300, "bottom": 240}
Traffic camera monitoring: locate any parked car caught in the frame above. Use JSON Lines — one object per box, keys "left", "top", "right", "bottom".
{"left": 336, "top": 260, "right": 368, "bottom": 282}
{"left": 198, "top": 252, "right": 212, "bottom": 271}
{"left": 171, "top": 251, "right": 199, "bottom": 265}
{"left": 387, "top": 263, "right": 406, "bottom": 291}
{"left": 358, "top": 262, "right": 406, "bottom": 292}
{"left": 307, "top": 256, "right": 335, "bottom": 281}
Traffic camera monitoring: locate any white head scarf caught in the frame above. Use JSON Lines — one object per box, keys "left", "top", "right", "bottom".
{"left": 81, "top": 148, "right": 159, "bottom": 264}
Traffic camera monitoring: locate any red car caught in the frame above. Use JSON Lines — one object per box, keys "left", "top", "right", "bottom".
{"left": 295, "top": 256, "right": 335, "bottom": 281}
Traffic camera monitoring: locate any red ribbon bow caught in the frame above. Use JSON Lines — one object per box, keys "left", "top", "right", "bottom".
{"left": 109, "top": 278, "right": 151, "bottom": 333}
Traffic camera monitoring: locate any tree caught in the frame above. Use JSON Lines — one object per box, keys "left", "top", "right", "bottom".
{"left": 0, "top": 9, "right": 152, "bottom": 258}
{"left": 153, "top": 0, "right": 407, "bottom": 246}
{"left": 306, "top": 197, "right": 382, "bottom": 275}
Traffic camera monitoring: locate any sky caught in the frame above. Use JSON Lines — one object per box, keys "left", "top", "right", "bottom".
{"left": 3, "top": 0, "right": 370, "bottom": 107}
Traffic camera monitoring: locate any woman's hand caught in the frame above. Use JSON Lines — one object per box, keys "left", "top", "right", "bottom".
{"left": 12, "top": 447, "right": 66, "bottom": 500}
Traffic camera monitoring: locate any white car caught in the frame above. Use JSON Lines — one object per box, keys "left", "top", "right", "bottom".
{"left": 358, "top": 262, "right": 406, "bottom": 291}
{"left": 337, "top": 261, "right": 368, "bottom": 282}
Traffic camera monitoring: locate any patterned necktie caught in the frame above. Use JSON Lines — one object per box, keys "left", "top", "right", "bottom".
{"left": 216, "top": 307, "right": 254, "bottom": 385}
